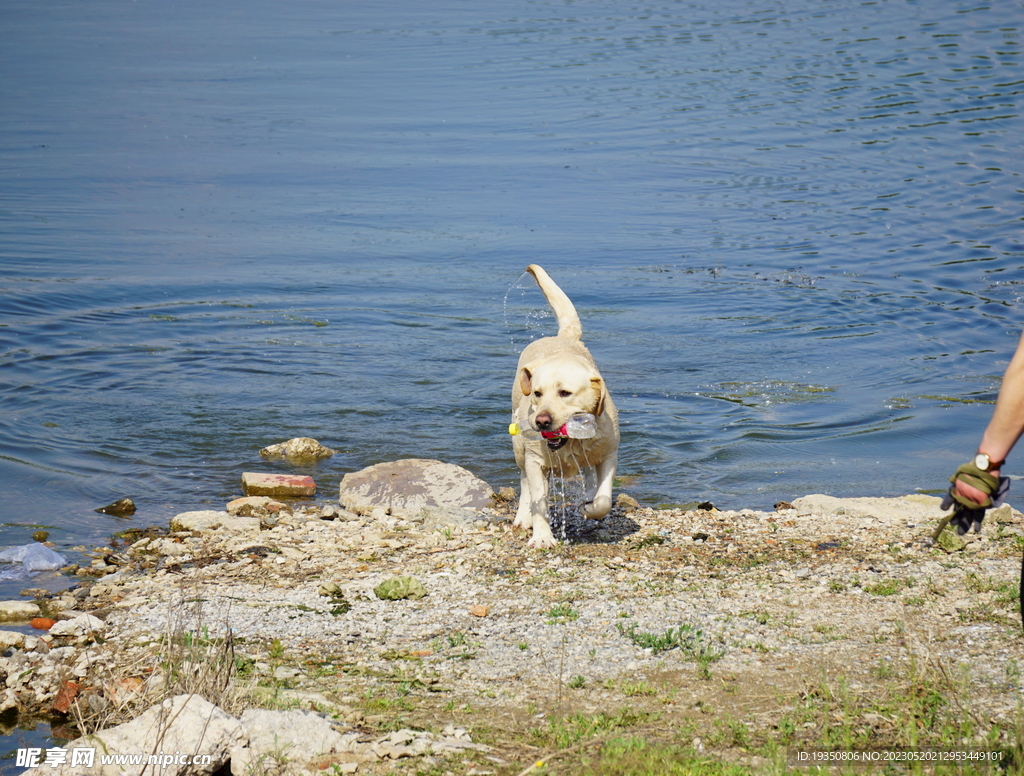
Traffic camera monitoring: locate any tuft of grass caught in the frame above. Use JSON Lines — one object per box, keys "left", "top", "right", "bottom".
{"left": 547, "top": 603, "right": 581, "bottom": 624}
{"left": 621, "top": 680, "right": 658, "bottom": 697}
{"left": 616, "top": 622, "right": 724, "bottom": 662}
{"left": 529, "top": 708, "right": 652, "bottom": 750}
{"left": 863, "top": 578, "right": 911, "bottom": 596}
{"left": 447, "top": 631, "right": 469, "bottom": 648}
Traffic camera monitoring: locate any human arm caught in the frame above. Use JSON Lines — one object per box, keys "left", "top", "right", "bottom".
{"left": 955, "top": 331, "right": 1024, "bottom": 505}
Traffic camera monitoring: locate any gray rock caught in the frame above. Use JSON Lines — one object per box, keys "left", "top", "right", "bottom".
{"left": 49, "top": 614, "right": 105, "bottom": 638}
{"left": 0, "top": 601, "right": 40, "bottom": 622}
{"left": 0, "top": 688, "right": 17, "bottom": 714}
{"left": 95, "top": 498, "right": 137, "bottom": 517}
{"left": 989, "top": 503, "right": 1016, "bottom": 524}
{"left": 417, "top": 505, "right": 507, "bottom": 529}
{"left": 0, "top": 629, "right": 26, "bottom": 650}
{"left": 791, "top": 494, "right": 944, "bottom": 522}
{"left": 259, "top": 437, "right": 336, "bottom": 461}
{"left": 169, "top": 511, "right": 260, "bottom": 536}
{"left": 338, "top": 459, "right": 494, "bottom": 518}
{"left": 21, "top": 695, "right": 242, "bottom": 775}
{"left": 230, "top": 708, "right": 351, "bottom": 775}
{"left": 225, "top": 496, "right": 287, "bottom": 516}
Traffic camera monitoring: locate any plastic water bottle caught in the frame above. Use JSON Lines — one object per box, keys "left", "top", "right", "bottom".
{"left": 565, "top": 413, "right": 596, "bottom": 439}
{"left": 509, "top": 412, "right": 597, "bottom": 440}
{"left": 508, "top": 413, "right": 542, "bottom": 440}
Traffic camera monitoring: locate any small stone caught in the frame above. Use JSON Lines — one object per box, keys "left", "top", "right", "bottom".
{"left": 170, "top": 511, "right": 260, "bottom": 536}
{"left": 0, "top": 601, "right": 41, "bottom": 622}
{"left": 0, "top": 629, "right": 26, "bottom": 650}
{"left": 318, "top": 582, "right": 344, "bottom": 597}
{"left": 469, "top": 605, "right": 490, "bottom": 617}
{"left": 242, "top": 472, "right": 316, "bottom": 498}
{"left": 49, "top": 614, "right": 105, "bottom": 638}
{"left": 374, "top": 576, "right": 427, "bottom": 601}
{"left": 95, "top": 498, "right": 137, "bottom": 517}
{"left": 51, "top": 680, "right": 81, "bottom": 714}
{"left": 774, "top": 501, "right": 795, "bottom": 511}
{"left": 226, "top": 496, "right": 287, "bottom": 516}
{"left": 989, "top": 504, "right": 1015, "bottom": 524}
{"left": 259, "top": 437, "right": 336, "bottom": 461}
{"left": 616, "top": 493, "right": 639, "bottom": 510}
{"left": 29, "top": 617, "right": 57, "bottom": 631}
{"left": 936, "top": 529, "right": 967, "bottom": 553}
{"left": 31, "top": 530, "right": 50, "bottom": 542}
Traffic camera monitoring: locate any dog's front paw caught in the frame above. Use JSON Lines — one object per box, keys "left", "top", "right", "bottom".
{"left": 583, "top": 496, "right": 612, "bottom": 520}
{"left": 527, "top": 530, "right": 558, "bottom": 549}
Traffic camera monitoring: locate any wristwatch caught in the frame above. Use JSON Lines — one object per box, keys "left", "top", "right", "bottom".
{"left": 974, "top": 452, "right": 1004, "bottom": 471}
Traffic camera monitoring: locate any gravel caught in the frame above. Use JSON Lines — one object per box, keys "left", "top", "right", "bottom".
{"left": 5, "top": 490, "right": 1023, "bottom": 770}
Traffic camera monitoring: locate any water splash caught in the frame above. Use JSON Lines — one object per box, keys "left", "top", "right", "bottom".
{"left": 502, "top": 270, "right": 555, "bottom": 353}
{"left": 545, "top": 450, "right": 603, "bottom": 543}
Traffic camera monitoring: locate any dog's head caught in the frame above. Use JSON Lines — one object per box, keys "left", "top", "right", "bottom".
{"left": 518, "top": 359, "right": 607, "bottom": 450}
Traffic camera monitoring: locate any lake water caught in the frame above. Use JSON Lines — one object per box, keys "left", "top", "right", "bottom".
{"left": 1, "top": 0, "right": 1023, "bottom": 625}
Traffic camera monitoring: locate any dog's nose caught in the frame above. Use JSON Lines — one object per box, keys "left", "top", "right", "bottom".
{"left": 535, "top": 412, "right": 553, "bottom": 430}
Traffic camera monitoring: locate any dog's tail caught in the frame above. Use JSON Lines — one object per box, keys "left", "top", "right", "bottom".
{"left": 526, "top": 264, "right": 583, "bottom": 341}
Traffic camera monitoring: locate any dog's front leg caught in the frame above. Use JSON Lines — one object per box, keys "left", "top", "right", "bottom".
{"left": 512, "top": 468, "right": 534, "bottom": 531}
{"left": 582, "top": 452, "right": 617, "bottom": 520}
{"left": 519, "top": 451, "right": 556, "bottom": 548}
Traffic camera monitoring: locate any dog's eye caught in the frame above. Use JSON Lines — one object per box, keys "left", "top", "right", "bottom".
{"left": 559, "top": 389, "right": 572, "bottom": 398}
{"left": 534, "top": 390, "right": 542, "bottom": 397}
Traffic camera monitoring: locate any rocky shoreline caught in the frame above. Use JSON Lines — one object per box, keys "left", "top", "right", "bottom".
{"left": 2, "top": 449, "right": 1023, "bottom": 775}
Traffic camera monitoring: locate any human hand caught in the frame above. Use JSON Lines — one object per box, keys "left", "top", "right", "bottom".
{"left": 955, "top": 470, "right": 999, "bottom": 507}
{"left": 939, "top": 461, "right": 1010, "bottom": 534}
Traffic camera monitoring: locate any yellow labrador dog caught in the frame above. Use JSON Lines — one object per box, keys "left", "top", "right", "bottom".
{"left": 511, "top": 265, "right": 619, "bottom": 548}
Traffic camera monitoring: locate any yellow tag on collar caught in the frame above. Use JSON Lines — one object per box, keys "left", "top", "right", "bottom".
{"left": 508, "top": 423, "right": 521, "bottom": 435}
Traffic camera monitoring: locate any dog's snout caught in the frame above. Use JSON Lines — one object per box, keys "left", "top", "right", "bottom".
{"left": 535, "top": 412, "right": 553, "bottom": 430}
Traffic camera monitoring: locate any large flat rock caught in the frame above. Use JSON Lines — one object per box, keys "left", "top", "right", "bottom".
{"left": 791, "top": 493, "right": 946, "bottom": 522}
{"left": 338, "top": 458, "right": 494, "bottom": 517}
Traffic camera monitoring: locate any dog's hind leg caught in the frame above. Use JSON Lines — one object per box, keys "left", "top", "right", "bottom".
{"left": 582, "top": 454, "right": 617, "bottom": 520}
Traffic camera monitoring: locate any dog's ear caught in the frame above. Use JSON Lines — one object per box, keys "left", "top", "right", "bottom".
{"left": 591, "top": 376, "right": 607, "bottom": 416}
{"left": 519, "top": 368, "right": 533, "bottom": 397}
